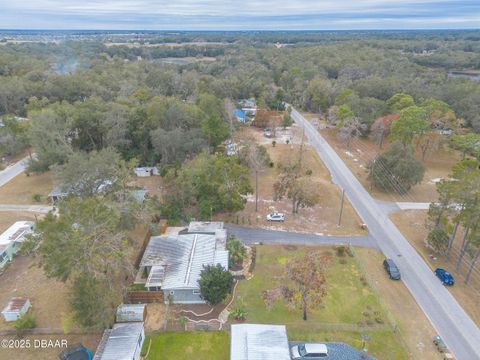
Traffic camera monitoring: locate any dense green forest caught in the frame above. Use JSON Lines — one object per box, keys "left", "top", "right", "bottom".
{"left": 1, "top": 30, "right": 479, "bottom": 169}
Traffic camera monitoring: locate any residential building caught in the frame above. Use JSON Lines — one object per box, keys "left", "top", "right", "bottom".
{"left": 137, "top": 222, "right": 228, "bottom": 303}
{"left": 0, "top": 221, "right": 34, "bottom": 271}
{"left": 48, "top": 180, "right": 114, "bottom": 204}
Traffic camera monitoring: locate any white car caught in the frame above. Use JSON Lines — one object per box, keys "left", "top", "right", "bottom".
{"left": 266, "top": 212, "right": 285, "bottom": 222}
{"left": 290, "top": 343, "right": 328, "bottom": 359}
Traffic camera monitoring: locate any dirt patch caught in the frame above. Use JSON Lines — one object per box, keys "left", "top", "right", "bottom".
{"left": 391, "top": 210, "right": 480, "bottom": 326}
{"left": 356, "top": 248, "right": 441, "bottom": 360}
{"left": 319, "top": 124, "right": 460, "bottom": 203}
{"left": 0, "top": 212, "right": 40, "bottom": 233}
{"left": 145, "top": 303, "right": 167, "bottom": 332}
{"left": 216, "top": 127, "right": 366, "bottom": 236}
{"left": 283, "top": 245, "right": 298, "bottom": 251}
{"left": 129, "top": 176, "right": 163, "bottom": 200}
{"left": 0, "top": 256, "right": 70, "bottom": 331}
{"left": 0, "top": 172, "right": 54, "bottom": 205}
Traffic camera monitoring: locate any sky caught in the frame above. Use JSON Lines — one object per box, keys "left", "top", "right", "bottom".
{"left": 0, "top": 0, "right": 479, "bottom": 30}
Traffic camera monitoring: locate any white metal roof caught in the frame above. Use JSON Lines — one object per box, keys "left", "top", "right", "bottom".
{"left": 231, "top": 324, "right": 291, "bottom": 360}
{"left": 141, "top": 233, "right": 228, "bottom": 290}
{"left": 0, "top": 221, "right": 34, "bottom": 252}
{"left": 94, "top": 322, "right": 144, "bottom": 360}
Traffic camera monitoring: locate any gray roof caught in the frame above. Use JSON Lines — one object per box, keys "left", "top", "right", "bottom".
{"left": 187, "top": 221, "right": 224, "bottom": 234}
{"left": 141, "top": 233, "right": 229, "bottom": 290}
{"left": 116, "top": 304, "right": 146, "bottom": 323}
{"left": 48, "top": 186, "right": 68, "bottom": 198}
{"left": 231, "top": 324, "right": 291, "bottom": 360}
{"left": 94, "top": 322, "right": 144, "bottom": 360}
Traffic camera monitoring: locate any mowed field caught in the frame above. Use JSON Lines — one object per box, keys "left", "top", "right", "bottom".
{"left": 0, "top": 171, "right": 54, "bottom": 205}
{"left": 216, "top": 126, "right": 366, "bottom": 236}
{"left": 142, "top": 331, "right": 229, "bottom": 360}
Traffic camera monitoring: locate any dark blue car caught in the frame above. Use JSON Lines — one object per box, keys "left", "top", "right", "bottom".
{"left": 435, "top": 268, "right": 454, "bottom": 286}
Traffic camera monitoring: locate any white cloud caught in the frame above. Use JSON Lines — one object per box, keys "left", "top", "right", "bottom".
{"left": 0, "top": 0, "right": 478, "bottom": 29}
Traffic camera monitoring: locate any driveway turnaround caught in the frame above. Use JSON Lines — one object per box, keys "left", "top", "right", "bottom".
{"left": 291, "top": 107, "right": 480, "bottom": 360}
{"left": 226, "top": 225, "right": 376, "bottom": 248}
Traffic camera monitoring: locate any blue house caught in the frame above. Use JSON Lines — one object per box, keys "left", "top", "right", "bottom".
{"left": 233, "top": 109, "right": 247, "bottom": 123}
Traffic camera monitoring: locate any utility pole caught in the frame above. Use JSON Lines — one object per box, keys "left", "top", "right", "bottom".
{"left": 255, "top": 170, "right": 259, "bottom": 212}
{"left": 338, "top": 189, "right": 345, "bottom": 227}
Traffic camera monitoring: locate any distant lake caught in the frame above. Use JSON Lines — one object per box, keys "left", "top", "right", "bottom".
{"left": 447, "top": 71, "right": 480, "bottom": 80}
{"left": 158, "top": 57, "right": 217, "bottom": 65}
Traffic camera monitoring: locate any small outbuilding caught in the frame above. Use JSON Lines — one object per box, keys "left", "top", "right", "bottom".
{"left": 134, "top": 167, "right": 159, "bottom": 177}
{"left": 93, "top": 322, "right": 145, "bottom": 360}
{"left": 116, "top": 304, "right": 147, "bottom": 323}
{"left": 231, "top": 324, "right": 291, "bottom": 360}
{"left": 1, "top": 297, "right": 31, "bottom": 322}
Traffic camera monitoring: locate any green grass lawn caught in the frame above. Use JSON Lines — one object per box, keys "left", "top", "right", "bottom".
{"left": 231, "top": 245, "right": 408, "bottom": 359}
{"left": 142, "top": 331, "right": 229, "bottom": 360}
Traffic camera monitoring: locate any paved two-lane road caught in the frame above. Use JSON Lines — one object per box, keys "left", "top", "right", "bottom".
{"left": 0, "top": 156, "right": 30, "bottom": 187}
{"left": 291, "top": 108, "right": 480, "bottom": 360}
{"left": 226, "top": 225, "right": 376, "bottom": 248}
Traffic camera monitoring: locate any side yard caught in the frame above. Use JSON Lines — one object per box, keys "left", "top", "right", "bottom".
{"left": 391, "top": 210, "right": 480, "bottom": 326}
{"left": 229, "top": 244, "right": 408, "bottom": 359}
{"left": 0, "top": 212, "right": 38, "bottom": 233}
{"left": 356, "top": 248, "right": 442, "bottom": 360}
{"left": 142, "top": 331, "right": 229, "bottom": 360}
{"left": 0, "top": 171, "right": 54, "bottom": 205}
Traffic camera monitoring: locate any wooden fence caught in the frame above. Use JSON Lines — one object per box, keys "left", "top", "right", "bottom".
{"left": 125, "top": 291, "right": 164, "bottom": 304}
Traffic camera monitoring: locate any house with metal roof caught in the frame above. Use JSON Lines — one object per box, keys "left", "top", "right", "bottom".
{"left": 231, "top": 324, "right": 291, "bottom": 360}
{"left": 93, "top": 322, "right": 145, "bottom": 360}
{"left": 138, "top": 231, "right": 229, "bottom": 304}
{"left": 48, "top": 179, "right": 114, "bottom": 204}
{"left": 0, "top": 221, "right": 34, "bottom": 271}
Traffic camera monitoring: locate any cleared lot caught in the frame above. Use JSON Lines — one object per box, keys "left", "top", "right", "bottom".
{"left": 216, "top": 126, "right": 365, "bottom": 236}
